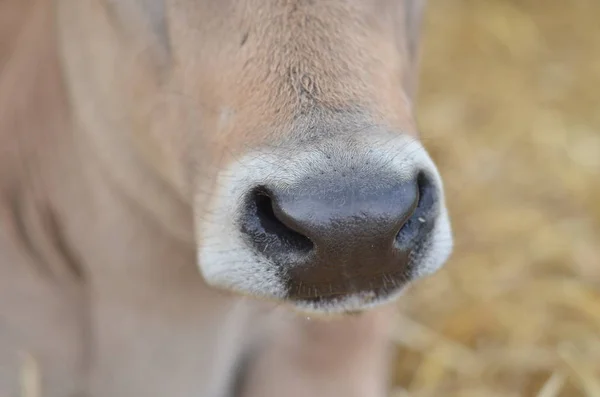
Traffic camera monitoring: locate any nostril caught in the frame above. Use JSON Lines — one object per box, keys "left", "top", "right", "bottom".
{"left": 395, "top": 171, "right": 438, "bottom": 249}
{"left": 241, "top": 188, "right": 314, "bottom": 258}
{"left": 416, "top": 172, "right": 437, "bottom": 215}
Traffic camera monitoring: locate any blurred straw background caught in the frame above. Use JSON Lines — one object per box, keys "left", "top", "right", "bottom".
{"left": 390, "top": 0, "right": 600, "bottom": 396}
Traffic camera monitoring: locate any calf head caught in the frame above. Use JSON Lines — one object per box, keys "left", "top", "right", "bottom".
{"left": 56, "top": 0, "right": 452, "bottom": 314}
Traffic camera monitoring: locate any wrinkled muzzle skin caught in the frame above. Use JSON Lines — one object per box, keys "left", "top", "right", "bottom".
{"left": 57, "top": 0, "right": 452, "bottom": 315}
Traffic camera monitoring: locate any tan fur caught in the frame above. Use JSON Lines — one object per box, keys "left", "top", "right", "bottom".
{"left": 0, "top": 0, "right": 436, "bottom": 396}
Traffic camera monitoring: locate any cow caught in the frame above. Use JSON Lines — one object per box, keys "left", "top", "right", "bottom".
{"left": 0, "top": 0, "right": 453, "bottom": 396}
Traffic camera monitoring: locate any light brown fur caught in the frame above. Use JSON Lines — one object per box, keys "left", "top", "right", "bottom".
{"left": 0, "top": 0, "right": 437, "bottom": 396}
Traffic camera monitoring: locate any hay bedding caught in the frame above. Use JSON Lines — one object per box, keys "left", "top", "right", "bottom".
{"left": 390, "top": 0, "right": 600, "bottom": 396}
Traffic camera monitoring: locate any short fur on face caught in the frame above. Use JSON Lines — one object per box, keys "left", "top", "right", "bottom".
{"left": 0, "top": 1, "right": 452, "bottom": 395}
{"left": 56, "top": 0, "right": 450, "bottom": 313}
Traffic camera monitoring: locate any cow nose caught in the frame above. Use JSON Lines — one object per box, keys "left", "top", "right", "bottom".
{"left": 239, "top": 171, "right": 437, "bottom": 302}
